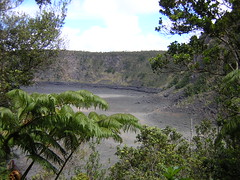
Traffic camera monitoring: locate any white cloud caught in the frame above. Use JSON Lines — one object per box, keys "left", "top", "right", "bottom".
{"left": 67, "top": 0, "right": 159, "bottom": 20}
{"left": 62, "top": 25, "right": 183, "bottom": 52}
{"left": 62, "top": 0, "right": 173, "bottom": 51}
{"left": 15, "top": 0, "right": 191, "bottom": 52}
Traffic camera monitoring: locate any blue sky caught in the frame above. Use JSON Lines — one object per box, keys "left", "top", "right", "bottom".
{"left": 18, "top": 0, "right": 192, "bottom": 52}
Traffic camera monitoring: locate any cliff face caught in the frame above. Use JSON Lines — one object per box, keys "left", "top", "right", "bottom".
{"left": 35, "top": 50, "right": 170, "bottom": 88}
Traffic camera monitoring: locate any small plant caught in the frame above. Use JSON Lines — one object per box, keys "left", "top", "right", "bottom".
{"left": 0, "top": 162, "right": 9, "bottom": 180}
{"left": 84, "top": 142, "right": 107, "bottom": 180}
{"left": 184, "top": 74, "right": 208, "bottom": 96}
{"left": 175, "top": 73, "right": 190, "bottom": 89}
{"left": 168, "top": 76, "right": 179, "bottom": 88}
{"left": 71, "top": 173, "right": 90, "bottom": 180}
{"left": 163, "top": 166, "right": 192, "bottom": 180}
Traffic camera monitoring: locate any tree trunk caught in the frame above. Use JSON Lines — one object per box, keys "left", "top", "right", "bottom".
{"left": 21, "top": 161, "right": 35, "bottom": 180}
{"left": 54, "top": 151, "right": 74, "bottom": 180}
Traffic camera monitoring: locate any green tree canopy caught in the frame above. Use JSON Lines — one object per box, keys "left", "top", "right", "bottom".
{"left": 148, "top": 1, "right": 240, "bottom": 178}
{"left": 108, "top": 126, "right": 193, "bottom": 180}
{"left": 150, "top": 0, "right": 239, "bottom": 130}
{"left": 151, "top": 0, "right": 239, "bottom": 74}
{"left": 0, "top": 0, "right": 69, "bottom": 106}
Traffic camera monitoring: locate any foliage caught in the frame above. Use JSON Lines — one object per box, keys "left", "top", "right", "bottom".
{"left": 192, "top": 120, "right": 240, "bottom": 179}
{"left": 175, "top": 73, "right": 190, "bottom": 89}
{"left": 0, "top": 89, "right": 141, "bottom": 179}
{"left": 74, "top": 141, "right": 107, "bottom": 180}
{"left": 163, "top": 166, "right": 192, "bottom": 180}
{"left": 108, "top": 126, "right": 192, "bottom": 180}
{"left": 150, "top": 0, "right": 240, "bottom": 80}
{"left": 0, "top": 0, "right": 69, "bottom": 106}
{"left": 107, "top": 120, "right": 240, "bottom": 180}
{"left": 149, "top": 2, "right": 240, "bottom": 179}
{"left": 31, "top": 170, "right": 55, "bottom": 180}
{"left": 0, "top": 161, "right": 9, "bottom": 180}
{"left": 35, "top": 50, "right": 168, "bottom": 88}
{"left": 167, "top": 75, "right": 179, "bottom": 88}
{"left": 184, "top": 73, "right": 209, "bottom": 96}
{"left": 71, "top": 173, "right": 90, "bottom": 180}
{"left": 217, "top": 69, "right": 240, "bottom": 145}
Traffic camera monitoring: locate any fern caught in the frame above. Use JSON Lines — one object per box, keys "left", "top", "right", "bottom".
{"left": 27, "top": 154, "right": 58, "bottom": 173}
{"left": 0, "top": 89, "right": 141, "bottom": 179}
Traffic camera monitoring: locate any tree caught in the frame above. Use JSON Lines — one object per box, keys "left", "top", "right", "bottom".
{"left": 108, "top": 120, "right": 240, "bottom": 180}
{"left": 0, "top": 0, "right": 69, "bottom": 106}
{"left": 0, "top": 89, "right": 141, "bottom": 179}
{"left": 149, "top": 0, "right": 240, "bottom": 178}
{"left": 150, "top": 0, "right": 239, "bottom": 129}
{"left": 108, "top": 126, "right": 192, "bottom": 180}
{"left": 151, "top": 0, "right": 239, "bottom": 73}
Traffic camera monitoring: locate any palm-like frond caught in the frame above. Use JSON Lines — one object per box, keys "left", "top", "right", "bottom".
{"left": 27, "top": 153, "right": 58, "bottom": 173}
{"left": 220, "top": 116, "right": 240, "bottom": 138}
{"left": 58, "top": 104, "right": 75, "bottom": 119}
{"left": 14, "top": 132, "right": 37, "bottom": 155}
{"left": 33, "top": 142, "right": 64, "bottom": 165}
{"left": 223, "top": 69, "right": 240, "bottom": 85}
{"left": 219, "top": 69, "right": 240, "bottom": 139}
{"left": 31, "top": 129, "right": 67, "bottom": 156}
{"left": 88, "top": 112, "right": 141, "bottom": 142}
{"left": 97, "top": 126, "right": 123, "bottom": 142}
{"left": 62, "top": 131, "right": 79, "bottom": 151}
{"left": 98, "top": 113, "right": 141, "bottom": 132}
{"left": 76, "top": 90, "right": 109, "bottom": 110}
{"left": 0, "top": 107, "right": 17, "bottom": 130}
{"left": 6, "top": 89, "right": 33, "bottom": 109}
{"left": 0, "top": 89, "right": 142, "bottom": 178}
{"left": 54, "top": 90, "right": 85, "bottom": 107}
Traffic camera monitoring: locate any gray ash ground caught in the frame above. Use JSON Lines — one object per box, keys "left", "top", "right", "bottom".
{"left": 18, "top": 82, "right": 203, "bottom": 179}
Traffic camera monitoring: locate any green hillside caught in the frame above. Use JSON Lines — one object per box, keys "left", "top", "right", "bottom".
{"left": 35, "top": 50, "right": 170, "bottom": 88}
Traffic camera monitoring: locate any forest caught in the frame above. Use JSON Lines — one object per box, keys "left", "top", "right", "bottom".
{"left": 0, "top": 0, "right": 239, "bottom": 179}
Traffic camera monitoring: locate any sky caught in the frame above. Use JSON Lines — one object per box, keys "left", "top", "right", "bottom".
{"left": 18, "top": 0, "right": 192, "bottom": 52}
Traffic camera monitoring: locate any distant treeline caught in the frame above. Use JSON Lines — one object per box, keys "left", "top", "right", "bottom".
{"left": 35, "top": 50, "right": 170, "bottom": 88}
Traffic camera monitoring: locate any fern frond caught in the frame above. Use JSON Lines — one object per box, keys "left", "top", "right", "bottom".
{"left": 6, "top": 89, "right": 33, "bottom": 109}
{"left": 76, "top": 90, "right": 109, "bottom": 110}
{"left": 32, "top": 129, "right": 67, "bottom": 156}
{"left": 27, "top": 154, "right": 58, "bottom": 173}
{"left": 62, "top": 131, "right": 79, "bottom": 151}
{"left": 220, "top": 116, "right": 240, "bottom": 137}
{"left": 98, "top": 117, "right": 123, "bottom": 130}
{"left": 88, "top": 112, "right": 101, "bottom": 121}
{"left": 1, "top": 89, "right": 142, "bottom": 178}
{"left": 56, "top": 105, "right": 75, "bottom": 125}
{"left": 0, "top": 107, "right": 17, "bottom": 130}
{"left": 223, "top": 69, "right": 240, "bottom": 84}
{"left": 33, "top": 142, "right": 64, "bottom": 165}
{"left": 73, "top": 112, "right": 90, "bottom": 130}
{"left": 101, "top": 113, "right": 141, "bottom": 132}
{"left": 15, "top": 133, "right": 37, "bottom": 154}
{"left": 55, "top": 90, "right": 84, "bottom": 107}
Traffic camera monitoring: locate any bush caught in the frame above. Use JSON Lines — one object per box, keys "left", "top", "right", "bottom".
{"left": 107, "top": 126, "right": 192, "bottom": 180}
{"left": 168, "top": 76, "right": 179, "bottom": 88}
{"left": 175, "top": 73, "right": 190, "bottom": 89}
{"left": 184, "top": 74, "right": 208, "bottom": 96}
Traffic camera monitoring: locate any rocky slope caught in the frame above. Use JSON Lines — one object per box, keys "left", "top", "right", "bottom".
{"left": 35, "top": 50, "right": 172, "bottom": 88}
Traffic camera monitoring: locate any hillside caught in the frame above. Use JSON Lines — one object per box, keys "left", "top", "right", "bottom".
{"left": 35, "top": 50, "right": 171, "bottom": 88}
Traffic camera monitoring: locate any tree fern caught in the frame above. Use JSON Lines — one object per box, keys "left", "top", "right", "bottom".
{"left": 76, "top": 90, "right": 109, "bottom": 110}
{"left": 27, "top": 153, "right": 58, "bottom": 173}
{"left": 0, "top": 89, "right": 141, "bottom": 179}
{"left": 0, "top": 107, "right": 16, "bottom": 130}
